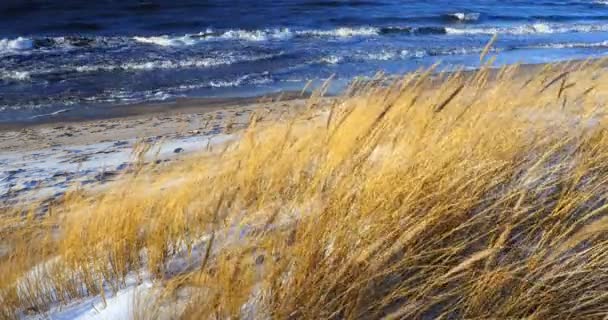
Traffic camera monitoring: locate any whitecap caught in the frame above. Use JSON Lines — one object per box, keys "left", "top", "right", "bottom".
{"left": 357, "top": 49, "right": 427, "bottom": 61}
{"left": 209, "top": 72, "right": 272, "bottom": 88}
{"left": 448, "top": 12, "right": 480, "bottom": 21}
{"left": 534, "top": 40, "right": 608, "bottom": 49}
{"left": 319, "top": 55, "right": 344, "bottom": 65}
{"left": 298, "top": 27, "right": 380, "bottom": 38}
{"left": 362, "top": 50, "right": 402, "bottom": 61}
{"left": 445, "top": 22, "right": 608, "bottom": 35}
{"left": 132, "top": 26, "right": 390, "bottom": 47}
{"left": 0, "top": 37, "right": 34, "bottom": 54}
{"left": 134, "top": 28, "right": 293, "bottom": 46}
{"left": 73, "top": 52, "right": 281, "bottom": 73}
{"left": 318, "top": 49, "right": 428, "bottom": 65}
{"left": 133, "top": 35, "right": 199, "bottom": 47}
{"left": 216, "top": 28, "right": 293, "bottom": 41}
{"left": 1, "top": 70, "right": 31, "bottom": 81}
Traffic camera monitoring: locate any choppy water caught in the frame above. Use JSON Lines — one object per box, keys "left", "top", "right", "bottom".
{"left": 1, "top": 0, "right": 608, "bottom": 122}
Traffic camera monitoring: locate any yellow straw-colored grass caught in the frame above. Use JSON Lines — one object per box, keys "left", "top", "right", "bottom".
{"left": 3, "top": 58, "right": 608, "bottom": 319}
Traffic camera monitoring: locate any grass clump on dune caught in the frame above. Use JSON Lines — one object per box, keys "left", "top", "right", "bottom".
{"left": 3, "top": 58, "right": 608, "bottom": 319}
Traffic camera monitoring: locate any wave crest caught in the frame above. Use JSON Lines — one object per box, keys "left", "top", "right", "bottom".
{"left": 0, "top": 70, "right": 31, "bottom": 81}
{"left": 535, "top": 40, "right": 608, "bottom": 49}
{"left": 134, "top": 28, "right": 293, "bottom": 46}
{"left": 297, "top": 27, "right": 379, "bottom": 37}
{"left": 446, "top": 12, "right": 481, "bottom": 22}
{"left": 446, "top": 22, "right": 608, "bottom": 35}
{"left": 134, "top": 27, "right": 381, "bottom": 47}
{"left": 0, "top": 37, "right": 34, "bottom": 54}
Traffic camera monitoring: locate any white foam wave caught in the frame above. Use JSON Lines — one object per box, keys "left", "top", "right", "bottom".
{"left": 1, "top": 70, "right": 31, "bottom": 81}
{"left": 535, "top": 40, "right": 608, "bottom": 49}
{"left": 75, "top": 57, "right": 232, "bottom": 72}
{"left": 298, "top": 27, "right": 379, "bottom": 38}
{"left": 28, "top": 108, "right": 71, "bottom": 119}
{"left": 0, "top": 52, "right": 281, "bottom": 84}
{"left": 318, "top": 49, "right": 425, "bottom": 65}
{"left": 208, "top": 72, "right": 272, "bottom": 88}
{"left": 361, "top": 49, "right": 422, "bottom": 61}
{"left": 0, "top": 36, "right": 129, "bottom": 57}
{"left": 0, "top": 37, "right": 34, "bottom": 54}
{"left": 446, "top": 22, "right": 608, "bottom": 35}
{"left": 134, "top": 28, "right": 293, "bottom": 46}
{"left": 216, "top": 28, "right": 293, "bottom": 41}
{"left": 317, "top": 47, "right": 498, "bottom": 66}
{"left": 449, "top": 12, "right": 480, "bottom": 21}
{"left": 133, "top": 27, "right": 379, "bottom": 46}
{"left": 359, "top": 47, "right": 485, "bottom": 61}
{"left": 74, "top": 52, "right": 280, "bottom": 73}
{"left": 319, "top": 55, "right": 344, "bottom": 65}
{"left": 133, "top": 35, "right": 200, "bottom": 46}
{"left": 86, "top": 88, "right": 177, "bottom": 105}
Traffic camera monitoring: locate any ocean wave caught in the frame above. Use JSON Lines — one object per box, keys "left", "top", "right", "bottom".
{"left": 208, "top": 73, "right": 272, "bottom": 88}
{"left": 76, "top": 52, "right": 281, "bottom": 73}
{"left": 134, "top": 26, "right": 382, "bottom": 46}
{"left": 0, "top": 36, "right": 128, "bottom": 56}
{"left": 317, "top": 47, "right": 490, "bottom": 66}
{"left": 5, "top": 20, "right": 608, "bottom": 56}
{"left": 134, "top": 28, "right": 294, "bottom": 46}
{"left": 318, "top": 55, "right": 344, "bottom": 65}
{"left": 446, "top": 12, "right": 481, "bottom": 22}
{"left": 94, "top": 89, "right": 175, "bottom": 104}
{"left": 28, "top": 108, "right": 71, "bottom": 120}
{"left": 0, "top": 89, "right": 174, "bottom": 112}
{"left": 379, "top": 26, "right": 447, "bottom": 35}
{"left": 218, "top": 28, "right": 294, "bottom": 41}
{"left": 3, "top": 52, "right": 282, "bottom": 80}
{"left": 0, "top": 70, "right": 31, "bottom": 81}
{"left": 359, "top": 49, "right": 426, "bottom": 61}
{"left": 534, "top": 40, "right": 608, "bottom": 49}
{"left": 446, "top": 22, "right": 608, "bottom": 35}
{"left": 0, "top": 37, "right": 34, "bottom": 54}
{"left": 132, "top": 35, "right": 200, "bottom": 46}
{"left": 297, "top": 27, "right": 380, "bottom": 38}
{"left": 1, "top": 71, "right": 274, "bottom": 112}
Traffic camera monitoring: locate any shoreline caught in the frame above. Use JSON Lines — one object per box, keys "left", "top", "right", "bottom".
{"left": 2, "top": 57, "right": 604, "bottom": 131}
{"left": 0, "top": 90, "right": 312, "bottom": 131}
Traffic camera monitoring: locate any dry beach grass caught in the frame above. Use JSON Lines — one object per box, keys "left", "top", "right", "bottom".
{"left": 3, "top": 57, "right": 608, "bottom": 319}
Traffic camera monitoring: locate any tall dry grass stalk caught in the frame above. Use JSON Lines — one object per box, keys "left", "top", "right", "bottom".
{"left": 3, "top": 59, "right": 608, "bottom": 319}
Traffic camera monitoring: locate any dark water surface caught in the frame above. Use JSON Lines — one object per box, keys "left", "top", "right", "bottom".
{"left": 1, "top": 0, "right": 608, "bottom": 122}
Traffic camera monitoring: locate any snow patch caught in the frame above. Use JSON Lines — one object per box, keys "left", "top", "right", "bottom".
{"left": 0, "top": 134, "right": 235, "bottom": 203}
{"left": 25, "top": 279, "right": 154, "bottom": 320}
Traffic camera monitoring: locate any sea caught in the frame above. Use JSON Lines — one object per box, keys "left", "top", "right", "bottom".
{"left": 1, "top": 0, "right": 608, "bottom": 122}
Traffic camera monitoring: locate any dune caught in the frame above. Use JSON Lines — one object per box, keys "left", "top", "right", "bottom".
{"left": 3, "top": 58, "right": 608, "bottom": 319}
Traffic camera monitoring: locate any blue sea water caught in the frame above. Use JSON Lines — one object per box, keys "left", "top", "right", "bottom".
{"left": 1, "top": 0, "right": 608, "bottom": 122}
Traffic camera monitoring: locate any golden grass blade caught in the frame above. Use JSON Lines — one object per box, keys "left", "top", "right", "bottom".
{"left": 480, "top": 33, "right": 498, "bottom": 62}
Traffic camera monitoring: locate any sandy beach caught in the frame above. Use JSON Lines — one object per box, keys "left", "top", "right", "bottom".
{"left": 0, "top": 93, "right": 315, "bottom": 205}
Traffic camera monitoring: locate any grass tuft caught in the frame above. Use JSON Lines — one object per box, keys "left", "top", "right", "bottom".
{"left": 2, "top": 60, "right": 608, "bottom": 319}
